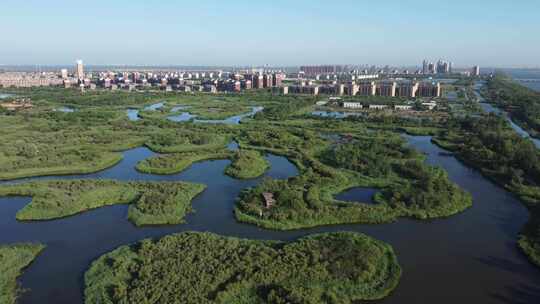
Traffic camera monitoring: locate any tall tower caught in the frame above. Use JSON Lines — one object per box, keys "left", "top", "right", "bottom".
{"left": 76, "top": 60, "right": 84, "bottom": 79}
{"left": 422, "top": 60, "right": 428, "bottom": 74}
{"left": 472, "top": 66, "right": 480, "bottom": 77}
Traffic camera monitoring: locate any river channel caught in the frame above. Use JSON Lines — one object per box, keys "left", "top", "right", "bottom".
{"left": 474, "top": 82, "right": 540, "bottom": 148}
{"left": 0, "top": 133, "right": 539, "bottom": 303}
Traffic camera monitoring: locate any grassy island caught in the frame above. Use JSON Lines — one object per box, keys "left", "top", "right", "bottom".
{"left": 0, "top": 180, "right": 205, "bottom": 226}
{"left": 84, "top": 231, "right": 401, "bottom": 304}
{"left": 136, "top": 150, "right": 233, "bottom": 175}
{"left": 0, "top": 243, "right": 45, "bottom": 304}
{"left": 145, "top": 130, "right": 230, "bottom": 153}
{"left": 235, "top": 127, "right": 471, "bottom": 230}
{"left": 224, "top": 150, "right": 269, "bottom": 179}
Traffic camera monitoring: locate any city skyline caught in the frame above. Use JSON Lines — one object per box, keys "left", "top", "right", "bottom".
{"left": 1, "top": 0, "right": 540, "bottom": 67}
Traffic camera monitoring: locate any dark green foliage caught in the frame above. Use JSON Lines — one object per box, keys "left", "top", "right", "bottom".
{"left": 0, "top": 243, "right": 45, "bottom": 304}
{"left": 84, "top": 232, "right": 401, "bottom": 304}
{"left": 437, "top": 114, "right": 540, "bottom": 266}
{"left": 145, "top": 129, "right": 229, "bottom": 153}
{"left": 486, "top": 74, "right": 540, "bottom": 137}
{"left": 236, "top": 132, "right": 471, "bottom": 230}
{"left": 136, "top": 150, "right": 233, "bottom": 175}
{"left": 321, "top": 136, "right": 418, "bottom": 177}
{"left": 224, "top": 150, "right": 269, "bottom": 179}
{"left": 0, "top": 180, "right": 206, "bottom": 226}
{"left": 3, "top": 87, "right": 164, "bottom": 106}
{"left": 255, "top": 98, "right": 314, "bottom": 120}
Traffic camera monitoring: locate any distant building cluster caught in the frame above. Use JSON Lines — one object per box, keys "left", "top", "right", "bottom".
{"left": 422, "top": 59, "right": 481, "bottom": 77}
{"left": 341, "top": 100, "right": 438, "bottom": 111}
{"left": 1, "top": 59, "right": 475, "bottom": 99}
{"left": 0, "top": 72, "right": 64, "bottom": 87}
{"left": 300, "top": 65, "right": 349, "bottom": 76}
{"left": 281, "top": 80, "right": 441, "bottom": 97}
{"left": 422, "top": 59, "right": 453, "bottom": 74}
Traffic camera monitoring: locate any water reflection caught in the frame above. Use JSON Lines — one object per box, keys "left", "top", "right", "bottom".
{"left": 334, "top": 187, "right": 379, "bottom": 205}
{"left": 194, "top": 106, "right": 264, "bottom": 125}
{"left": 167, "top": 112, "right": 197, "bottom": 122}
{"left": 0, "top": 136, "right": 539, "bottom": 304}
{"left": 126, "top": 109, "right": 140, "bottom": 121}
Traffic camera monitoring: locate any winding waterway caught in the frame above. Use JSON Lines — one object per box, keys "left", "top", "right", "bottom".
{"left": 1, "top": 135, "right": 539, "bottom": 303}
{"left": 474, "top": 82, "right": 540, "bottom": 148}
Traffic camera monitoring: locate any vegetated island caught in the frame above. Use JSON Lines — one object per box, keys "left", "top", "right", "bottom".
{"left": 224, "top": 149, "right": 270, "bottom": 179}
{"left": 234, "top": 119, "right": 472, "bottom": 230}
{"left": 84, "top": 231, "right": 401, "bottom": 304}
{"left": 0, "top": 180, "right": 205, "bottom": 226}
{"left": 0, "top": 243, "right": 45, "bottom": 304}
{"left": 434, "top": 113, "right": 540, "bottom": 267}
{"left": 137, "top": 145, "right": 270, "bottom": 179}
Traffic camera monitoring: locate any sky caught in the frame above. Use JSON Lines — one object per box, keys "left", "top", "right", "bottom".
{"left": 1, "top": 0, "right": 539, "bottom": 67}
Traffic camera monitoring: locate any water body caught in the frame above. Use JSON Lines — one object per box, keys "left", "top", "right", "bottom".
{"left": 0, "top": 136, "right": 539, "bottom": 303}
{"left": 0, "top": 93, "right": 14, "bottom": 99}
{"left": 126, "top": 109, "right": 140, "bottom": 121}
{"left": 143, "top": 102, "right": 165, "bottom": 111}
{"left": 506, "top": 69, "right": 540, "bottom": 93}
{"left": 474, "top": 82, "right": 540, "bottom": 148}
{"left": 167, "top": 112, "right": 197, "bottom": 122}
{"left": 334, "top": 187, "right": 379, "bottom": 205}
{"left": 126, "top": 101, "right": 166, "bottom": 121}
{"left": 312, "top": 111, "right": 366, "bottom": 119}
{"left": 194, "top": 106, "right": 264, "bottom": 125}
{"left": 55, "top": 107, "right": 75, "bottom": 113}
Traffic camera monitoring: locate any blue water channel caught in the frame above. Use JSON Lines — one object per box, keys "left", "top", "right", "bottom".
{"left": 0, "top": 135, "right": 538, "bottom": 303}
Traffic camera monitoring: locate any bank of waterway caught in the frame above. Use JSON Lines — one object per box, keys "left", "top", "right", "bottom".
{"left": 474, "top": 82, "right": 540, "bottom": 148}
{"left": 0, "top": 136, "right": 539, "bottom": 303}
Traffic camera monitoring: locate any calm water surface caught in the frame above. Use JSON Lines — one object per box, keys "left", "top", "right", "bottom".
{"left": 474, "top": 82, "right": 540, "bottom": 148}
{"left": 193, "top": 106, "right": 263, "bottom": 125}
{"left": 335, "top": 187, "right": 379, "bottom": 205}
{"left": 1, "top": 137, "right": 539, "bottom": 303}
{"left": 0, "top": 93, "right": 14, "bottom": 99}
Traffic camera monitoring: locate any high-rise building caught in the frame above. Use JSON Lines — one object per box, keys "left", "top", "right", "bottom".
{"left": 255, "top": 75, "right": 264, "bottom": 89}
{"left": 346, "top": 84, "right": 359, "bottom": 96}
{"left": 377, "top": 81, "right": 397, "bottom": 97}
{"left": 422, "top": 60, "right": 429, "bottom": 74}
{"left": 335, "top": 83, "right": 345, "bottom": 96}
{"left": 428, "top": 62, "right": 436, "bottom": 74}
{"left": 272, "top": 73, "right": 284, "bottom": 87}
{"left": 61, "top": 69, "right": 68, "bottom": 79}
{"left": 358, "top": 81, "right": 376, "bottom": 96}
{"left": 397, "top": 81, "right": 419, "bottom": 98}
{"left": 75, "top": 60, "right": 84, "bottom": 79}
{"left": 263, "top": 74, "right": 273, "bottom": 88}
{"left": 300, "top": 65, "right": 344, "bottom": 76}
{"left": 418, "top": 82, "right": 441, "bottom": 97}
{"left": 436, "top": 60, "right": 450, "bottom": 74}
{"left": 472, "top": 66, "right": 480, "bottom": 76}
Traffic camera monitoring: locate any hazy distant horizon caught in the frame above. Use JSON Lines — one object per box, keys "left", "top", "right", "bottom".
{"left": 2, "top": 0, "right": 539, "bottom": 67}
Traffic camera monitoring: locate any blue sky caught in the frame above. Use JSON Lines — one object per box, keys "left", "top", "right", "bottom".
{"left": 1, "top": 0, "right": 539, "bottom": 67}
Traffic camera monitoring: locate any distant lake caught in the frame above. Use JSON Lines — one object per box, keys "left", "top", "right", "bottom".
{"left": 0, "top": 93, "right": 14, "bottom": 99}
{"left": 504, "top": 69, "right": 540, "bottom": 92}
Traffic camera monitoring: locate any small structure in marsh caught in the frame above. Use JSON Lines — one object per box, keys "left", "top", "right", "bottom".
{"left": 262, "top": 192, "right": 275, "bottom": 209}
